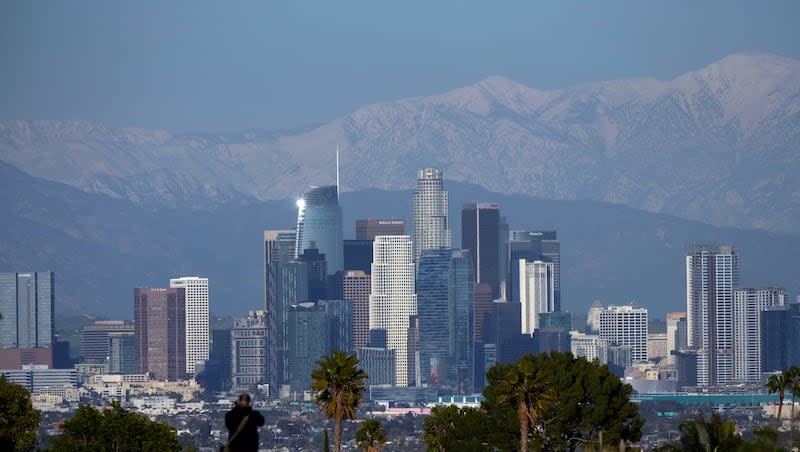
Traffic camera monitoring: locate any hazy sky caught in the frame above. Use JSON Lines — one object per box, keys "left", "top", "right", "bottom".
{"left": 2, "top": 1, "right": 798, "bottom": 133}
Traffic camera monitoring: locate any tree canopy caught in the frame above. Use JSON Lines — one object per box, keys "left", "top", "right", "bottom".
{"left": 47, "top": 402, "right": 181, "bottom": 452}
{"left": 423, "top": 352, "right": 644, "bottom": 451}
{"left": 0, "top": 375, "right": 41, "bottom": 451}
{"left": 311, "top": 351, "right": 368, "bottom": 452}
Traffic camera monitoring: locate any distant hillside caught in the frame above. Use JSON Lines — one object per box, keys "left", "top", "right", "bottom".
{"left": 1, "top": 161, "right": 797, "bottom": 320}
{"left": 2, "top": 53, "right": 799, "bottom": 232}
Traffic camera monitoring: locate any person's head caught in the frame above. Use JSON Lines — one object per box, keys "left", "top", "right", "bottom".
{"left": 237, "top": 393, "right": 251, "bottom": 407}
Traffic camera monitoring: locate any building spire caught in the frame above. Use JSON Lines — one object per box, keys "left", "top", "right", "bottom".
{"left": 336, "top": 144, "right": 340, "bottom": 200}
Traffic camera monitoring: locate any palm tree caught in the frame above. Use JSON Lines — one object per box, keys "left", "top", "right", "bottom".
{"left": 492, "top": 355, "right": 552, "bottom": 452}
{"left": 355, "top": 418, "right": 387, "bottom": 452}
{"left": 788, "top": 367, "right": 800, "bottom": 442}
{"left": 311, "top": 351, "right": 368, "bottom": 452}
{"left": 767, "top": 371, "right": 791, "bottom": 422}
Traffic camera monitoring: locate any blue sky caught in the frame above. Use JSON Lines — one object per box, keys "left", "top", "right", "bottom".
{"left": 2, "top": 1, "right": 798, "bottom": 133}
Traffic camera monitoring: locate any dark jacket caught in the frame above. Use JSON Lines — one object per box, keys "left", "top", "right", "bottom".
{"left": 224, "top": 404, "right": 265, "bottom": 452}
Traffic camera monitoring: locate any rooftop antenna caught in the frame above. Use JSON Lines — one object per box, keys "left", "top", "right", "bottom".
{"left": 336, "top": 144, "right": 340, "bottom": 200}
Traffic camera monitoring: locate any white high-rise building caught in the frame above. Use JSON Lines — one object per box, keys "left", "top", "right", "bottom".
{"left": 518, "top": 260, "right": 555, "bottom": 334}
{"left": 570, "top": 331, "right": 607, "bottom": 363}
{"left": 412, "top": 168, "right": 451, "bottom": 262}
{"left": 686, "top": 245, "right": 738, "bottom": 387}
{"left": 733, "top": 287, "right": 785, "bottom": 384}
{"left": 586, "top": 300, "right": 603, "bottom": 334}
{"left": 369, "top": 236, "right": 418, "bottom": 387}
{"left": 170, "top": 276, "right": 209, "bottom": 375}
{"left": 598, "top": 305, "right": 648, "bottom": 364}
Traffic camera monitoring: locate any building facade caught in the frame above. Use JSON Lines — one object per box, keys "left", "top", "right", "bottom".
{"left": 231, "top": 310, "right": 268, "bottom": 391}
{"left": 295, "top": 185, "right": 343, "bottom": 275}
{"left": 598, "top": 305, "right": 648, "bottom": 364}
{"left": 518, "top": 260, "right": 555, "bottom": 334}
{"left": 107, "top": 332, "right": 136, "bottom": 374}
{"left": 686, "top": 245, "right": 739, "bottom": 387}
{"left": 370, "top": 235, "right": 418, "bottom": 386}
{"left": 80, "top": 320, "right": 134, "bottom": 363}
{"left": 412, "top": 168, "right": 451, "bottom": 262}
{"left": 461, "top": 203, "right": 501, "bottom": 298}
{"left": 267, "top": 260, "right": 309, "bottom": 393}
{"left": 732, "top": 287, "right": 785, "bottom": 384}
{"left": 170, "top": 276, "right": 209, "bottom": 376}
{"left": 134, "top": 288, "right": 186, "bottom": 381}
{"left": 356, "top": 219, "right": 406, "bottom": 240}
{"left": 0, "top": 272, "right": 55, "bottom": 349}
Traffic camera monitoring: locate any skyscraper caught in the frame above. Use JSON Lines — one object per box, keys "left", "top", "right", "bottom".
{"left": 450, "top": 249, "right": 476, "bottom": 394}
{"left": 461, "top": 203, "right": 501, "bottom": 298}
{"left": 598, "top": 305, "right": 648, "bottom": 364}
{"left": 343, "top": 240, "right": 373, "bottom": 274}
{"left": 412, "top": 168, "right": 451, "bottom": 262}
{"left": 0, "top": 272, "right": 55, "bottom": 349}
{"left": 686, "top": 245, "right": 739, "bottom": 387}
{"left": 287, "top": 302, "right": 328, "bottom": 391}
{"left": 370, "top": 235, "right": 417, "bottom": 386}
{"left": 264, "top": 229, "right": 296, "bottom": 310}
{"left": 343, "top": 271, "right": 371, "bottom": 350}
{"left": 231, "top": 310, "right": 268, "bottom": 391}
{"left": 417, "top": 248, "right": 453, "bottom": 387}
{"left": 295, "top": 185, "right": 343, "bottom": 275}
{"left": 506, "top": 231, "right": 560, "bottom": 308}
{"left": 170, "top": 276, "right": 209, "bottom": 376}
{"left": 80, "top": 320, "right": 135, "bottom": 363}
{"left": 267, "top": 261, "right": 309, "bottom": 393}
{"left": 518, "top": 260, "right": 555, "bottom": 334}
{"left": 356, "top": 219, "right": 406, "bottom": 240}
{"left": 134, "top": 288, "right": 186, "bottom": 381}
{"left": 732, "top": 287, "right": 785, "bottom": 384}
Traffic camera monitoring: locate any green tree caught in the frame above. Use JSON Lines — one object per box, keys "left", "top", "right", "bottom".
{"left": 657, "top": 412, "right": 741, "bottom": 452}
{"left": 767, "top": 371, "right": 791, "bottom": 422}
{"left": 48, "top": 402, "right": 181, "bottom": 451}
{"left": 355, "top": 419, "right": 387, "bottom": 452}
{"left": 483, "top": 352, "right": 643, "bottom": 451}
{"left": 787, "top": 366, "right": 800, "bottom": 441}
{"left": 422, "top": 405, "right": 505, "bottom": 452}
{"left": 486, "top": 356, "right": 553, "bottom": 452}
{"left": 0, "top": 375, "right": 41, "bottom": 451}
{"left": 311, "top": 351, "right": 368, "bottom": 452}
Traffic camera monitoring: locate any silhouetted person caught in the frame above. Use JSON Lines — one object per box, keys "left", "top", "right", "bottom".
{"left": 223, "top": 393, "right": 265, "bottom": 452}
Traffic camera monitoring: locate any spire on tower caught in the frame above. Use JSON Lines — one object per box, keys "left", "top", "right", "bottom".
{"left": 336, "top": 145, "right": 340, "bottom": 200}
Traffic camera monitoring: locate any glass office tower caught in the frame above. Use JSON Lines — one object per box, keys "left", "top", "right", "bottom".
{"left": 295, "top": 185, "right": 343, "bottom": 275}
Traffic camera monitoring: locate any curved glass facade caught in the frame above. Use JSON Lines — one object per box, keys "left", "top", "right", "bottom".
{"left": 295, "top": 185, "right": 343, "bottom": 275}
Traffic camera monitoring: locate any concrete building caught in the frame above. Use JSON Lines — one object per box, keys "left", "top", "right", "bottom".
{"left": 648, "top": 333, "right": 669, "bottom": 361}
{"left": 369, "top": 235, "right": 417, "bottom": 386}
{"left": 732, "top": 287, "right": 785, "bottom": 384}
{"left": 412, "top": 168, "right": 451, "bottom": 262}
{"left": 666, "top": 312, "right": 687, "bottom": 365}
{"left": 518, "top": 260, "right": 555, "bottom": 334}
{"left": 170, "top": 277, "right": 209, "bottom": 376}
{"left": 1, "top": 364, "right": 77, "bottom": 392}
{"left": 231, "top": 310, "right": 268, "bottom": 391}
{"left": 686, "top": 245, "right": 739, "bottom": 387}
{"left": 343, "top": 271, "right": 371, "bottom": 350}
{"left": 598, "top": 305, "right": 648, "bottom": 364}
{"left": 570, "top": 332, "right": 607, "bottom": 363}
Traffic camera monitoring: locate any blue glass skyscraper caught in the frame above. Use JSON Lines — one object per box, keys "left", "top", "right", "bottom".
{"left": 417, "top": 249, "right": 452, "bottom": 387}
{"left": 416, "top": 249, "right": 475, "bottom": 392}
{"left": 0, "top": 272, "right": 54, "bottom": 349}
{"left": 295, "top": 185, "right": 343, "bottom": 275}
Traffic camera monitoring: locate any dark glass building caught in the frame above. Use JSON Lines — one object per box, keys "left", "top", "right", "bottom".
{"left": 267, "top": 261, "right": 309, "bottom": 393}
{"left": 417, "top": 248, "right": 452, "bottom": 387}
{"left": 461, "top": 203, "right": 501, "bottom": 298}
{"left": 355, "top": 219, "right": 406, "bottom": 240}
{"left": 450, "top": 249, "right": 476, "bottom": 394}
{"left": 343, "top": 240, "right": 373, "bottom": 274}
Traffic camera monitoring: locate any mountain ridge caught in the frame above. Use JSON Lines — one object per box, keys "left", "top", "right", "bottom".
{"left": 1, "top": 52, "right": 799, "bottom": 231}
